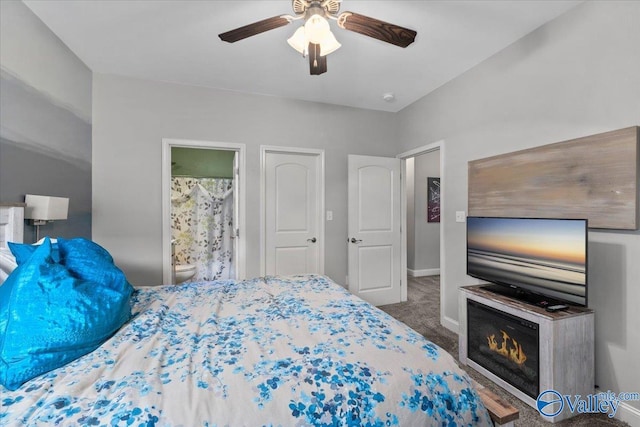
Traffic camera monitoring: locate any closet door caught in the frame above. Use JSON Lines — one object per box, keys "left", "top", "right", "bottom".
{"left": 263, "top": 149, "right": 324, "bottom": 276}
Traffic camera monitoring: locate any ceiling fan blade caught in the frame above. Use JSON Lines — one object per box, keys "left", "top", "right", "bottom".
{"left": 338, "top": 12, "right": 416, "bottom": 48}
{"left": 219, "top": 15, "right": 291, "bottom": 43}
{"left": 308, "top": 43, "right": 327, "bottom": 75}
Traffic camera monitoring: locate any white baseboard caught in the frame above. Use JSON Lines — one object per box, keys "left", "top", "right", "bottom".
{"left": 441, "top": 315, "right": 459, "bottom": 334}
{"left": 408, "top": 268, "right": 440, "bottom": 277}
{"left": 617, "top": 401, "right": 640, "bottom": 427}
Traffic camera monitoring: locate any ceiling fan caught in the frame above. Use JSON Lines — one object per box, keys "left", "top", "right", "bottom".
{"left": 219, "top": 0, "right": 417, "bottom": 75}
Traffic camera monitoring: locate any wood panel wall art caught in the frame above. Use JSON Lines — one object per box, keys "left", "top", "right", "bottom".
{"left": 468, "top": 127, "right": 639, "bottom": 230}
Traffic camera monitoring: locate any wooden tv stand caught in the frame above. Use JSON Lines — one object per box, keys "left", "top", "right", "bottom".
{"left": 459, "top": 285, "right": 595, "bottom": 423}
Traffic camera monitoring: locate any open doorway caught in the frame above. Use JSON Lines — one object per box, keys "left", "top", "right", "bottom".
{"left": 162, "top": 139, "right": 246, "bottom": 285}
{"left": 171, "top": 147, "right": 235, "bottom": 283}
{"left": 405, "top": 152, "right": 440, "bottom": 278}
{"left": 398, "top": 141, "right": 450, "bottom": 330}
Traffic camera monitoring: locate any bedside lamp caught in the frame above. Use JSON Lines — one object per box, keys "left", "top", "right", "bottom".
{"left": 24, "top": 194, "right": 69, "bottom": 242}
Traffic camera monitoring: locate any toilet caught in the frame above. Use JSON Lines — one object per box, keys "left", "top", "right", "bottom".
{"left": 174, "top": 264, "right": 196, "bottom": 284}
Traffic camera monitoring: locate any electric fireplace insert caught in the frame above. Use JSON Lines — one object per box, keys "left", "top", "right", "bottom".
{"left": 467, "top": 300, "right": 540, "bottom": 399}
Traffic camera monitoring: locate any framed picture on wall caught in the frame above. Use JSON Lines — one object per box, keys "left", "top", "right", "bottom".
{"left": 427, "top": 177, "right": 440, "bottom": 223}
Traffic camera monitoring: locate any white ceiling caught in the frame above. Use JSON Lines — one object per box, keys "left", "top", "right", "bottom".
{"left": 24, "top": 0, "right": 582, "bottom": 113}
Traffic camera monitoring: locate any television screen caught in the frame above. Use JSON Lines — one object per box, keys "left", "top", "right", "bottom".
{"left": 467, "top": 217, "right": 588, "bottom": 306}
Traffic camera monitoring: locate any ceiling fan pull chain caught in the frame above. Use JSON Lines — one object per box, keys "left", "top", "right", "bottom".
{"left": 314, "top": 43, "right": 319, "bottom": 67}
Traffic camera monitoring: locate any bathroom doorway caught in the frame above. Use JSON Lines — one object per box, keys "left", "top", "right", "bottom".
{"left": 161, "top": 139, "right": 246, "bottom": 285}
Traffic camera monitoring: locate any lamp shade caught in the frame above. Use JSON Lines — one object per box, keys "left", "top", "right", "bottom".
{"left": 287, "top": 26, "right": 307, "bottom": 54}
{"left": 24, "top": 195, "right": 69, "bottom": 220}
{"left": 318, "top": 31, "right": 341, "bottom": 56}
{"left": 304, "top": 14, "right": 330, "bottom": 44}
{"left": 287, "top": 22, "right": 341, "bottom": 57}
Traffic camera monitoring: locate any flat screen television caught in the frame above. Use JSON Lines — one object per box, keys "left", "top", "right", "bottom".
{"left": 467, "top": 217, "right": 588, "bottom": 307}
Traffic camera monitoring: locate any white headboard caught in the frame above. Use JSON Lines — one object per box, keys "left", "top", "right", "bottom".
{"left": 0, "top": 203, "right": 25, "bottom": 249}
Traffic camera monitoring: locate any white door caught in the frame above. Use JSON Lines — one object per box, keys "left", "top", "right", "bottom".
{"left": 231, "top": 151, "right": 239, "bottom": 278}
{"left": 264, "top": 151, "right": 323, "bottom": 276}
{"left": 348, "top": 155, "right": 402, "bottom": 305}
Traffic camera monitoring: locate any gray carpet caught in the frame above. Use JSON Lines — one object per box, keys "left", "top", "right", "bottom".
{"left": 379, "top": 276, "right": 628, "bottom": 427}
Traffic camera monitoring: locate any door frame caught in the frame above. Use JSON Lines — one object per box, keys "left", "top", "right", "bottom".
{"left": 161, "top": 138, "right": 247, "bottom": 284}
{"left": 260, "top": 145, "right": 325, "bottom": 276}
{"left": 397, "top": 140, "right": 455, "bottom": 332}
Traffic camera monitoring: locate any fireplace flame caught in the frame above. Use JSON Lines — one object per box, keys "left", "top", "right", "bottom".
{"left": 487, "top": 330, "right": 527, "bottom": 366}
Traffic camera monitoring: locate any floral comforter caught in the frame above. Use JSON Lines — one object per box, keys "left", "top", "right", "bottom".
{"left": 1, "top": 275, "right": 492, "bottom": 426}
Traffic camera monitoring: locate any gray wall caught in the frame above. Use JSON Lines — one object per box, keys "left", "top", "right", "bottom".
{"left": 92, "top": 74, "right": 398, "bottom": 286}
{"left": 0, "top": 0, "right": 92, "bottom": 242}
{"left": 397, "top": 0, "right": 640, "bottom": 414}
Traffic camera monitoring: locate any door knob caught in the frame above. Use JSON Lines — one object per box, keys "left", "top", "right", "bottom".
{"left": 307, "top": 237, "right": 317, "bottom": 243}
{"left": 350, "top": 237, "right": 362, "bottom": 244}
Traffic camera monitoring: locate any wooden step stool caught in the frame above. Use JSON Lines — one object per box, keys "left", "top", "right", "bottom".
{"left": 474, "top": 380, "right": 520, "bottom": 427}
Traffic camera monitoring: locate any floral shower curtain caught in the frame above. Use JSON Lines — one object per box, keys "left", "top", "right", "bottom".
{"left": 171, "top": 177, "right": 235, "bottom": 281}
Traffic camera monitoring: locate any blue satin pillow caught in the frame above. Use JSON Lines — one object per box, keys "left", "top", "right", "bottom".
{"left": 8, "top": 240, "right": 60, "bottom": 264}
{"left": 57, "top": 238, "right": 132, "bottom": 294}
{"left": 0, "top": 238, "right": 132, "bottom": 391}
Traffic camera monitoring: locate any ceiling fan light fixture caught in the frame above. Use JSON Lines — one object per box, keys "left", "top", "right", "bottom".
{"left": 220, "top": 0, "right": 416, "bottom": 75}
{"left": 318, "top": 31, "right": 341, "bottom": 56}
{"left": 304, "top": 14, "right": 330, "bottom": 44}
{"left": 287, "top": 19, "right": 341, "bottom": 57}
{"left": 287, "top": 26, "right": 307, "bottom": 55}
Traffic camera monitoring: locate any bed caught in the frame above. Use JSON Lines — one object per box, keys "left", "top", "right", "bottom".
{"left": 0, "top": 206, "right": 493, "bottom": 425}
{"left": 1, "top": 272, "right": 493, "bottom": 426}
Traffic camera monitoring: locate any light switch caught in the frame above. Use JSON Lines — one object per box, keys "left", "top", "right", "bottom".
{"left": 326, "top": 210, "right": 333, "bottom": 221}
{"left": 456, "top": 211, "right": 466, "bottom": 223}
